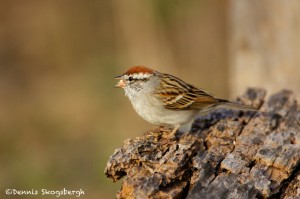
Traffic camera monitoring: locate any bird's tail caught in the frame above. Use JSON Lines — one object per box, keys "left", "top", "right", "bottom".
{"left": 216, "top": 99, "right": 257, "bottom": 111}
{"left": 197, "top": 99, "right": 257, "bottom": 116}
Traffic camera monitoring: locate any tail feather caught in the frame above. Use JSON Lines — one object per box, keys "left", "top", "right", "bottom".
{"left": 216, "top": 99, "right": 257, "bottom": 111}
{"left": 197, "top": 99, "right": 257, "bottom": 116}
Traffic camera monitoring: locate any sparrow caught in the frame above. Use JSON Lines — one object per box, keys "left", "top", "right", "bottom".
{"left": 115, "top": 66, "right": 256, "bottom": 136}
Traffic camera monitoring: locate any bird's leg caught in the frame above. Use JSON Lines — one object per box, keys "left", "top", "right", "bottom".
{"left": 151, "top": 125, "right": 180, "bottom": 139}
{"left": 164, "top": 124, "right": 180, "bottom": 138}
{"left": 172, "top": 124, "right": 180, "bottom": 135}
{"left": 145, "top": 126, "right": 167, "bottom": 136}
{"left": 151, "top": 126, "right": 166, "bottom": 133}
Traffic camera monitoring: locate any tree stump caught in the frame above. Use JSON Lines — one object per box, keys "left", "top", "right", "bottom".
{"left": 105, "top": 88, "right": 300, "bottom": 199}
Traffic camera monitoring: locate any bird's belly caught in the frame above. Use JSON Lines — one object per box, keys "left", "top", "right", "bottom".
{"left": 132, "top": 97, "right": 196, "bottom": 127}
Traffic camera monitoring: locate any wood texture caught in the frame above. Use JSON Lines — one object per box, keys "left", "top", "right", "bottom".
{"left": 105, "top": 88, "right": 300, "bottom": 198}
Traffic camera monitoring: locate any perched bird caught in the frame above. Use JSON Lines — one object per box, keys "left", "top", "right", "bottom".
{"left": 115, "top": 66, "right": 256, "bottom": 135}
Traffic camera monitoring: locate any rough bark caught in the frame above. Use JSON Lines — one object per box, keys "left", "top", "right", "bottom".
{"left": 105, "top": 88, "right": 300, "bottom": 199}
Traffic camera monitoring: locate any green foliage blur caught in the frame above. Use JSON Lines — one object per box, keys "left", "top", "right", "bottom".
{"left": 0, "top": 1, "right": 228, "bottom": 198}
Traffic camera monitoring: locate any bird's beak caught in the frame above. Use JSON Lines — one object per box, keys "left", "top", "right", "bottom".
{"left": 114, "top": 75, "right": 125, "bottom": 88}
{"left": 114, "top": 75, "right": 122, "bottom": 79}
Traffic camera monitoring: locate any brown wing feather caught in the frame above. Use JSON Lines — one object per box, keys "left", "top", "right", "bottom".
{"left": 188, "top": 88, "right": 219, "bottom": 109}
{"left": 154, "top": 74, "right": 219, "bottom": 110}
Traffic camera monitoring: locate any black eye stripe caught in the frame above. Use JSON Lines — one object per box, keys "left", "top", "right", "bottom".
{"left": 127, "top": 76, "right": 149, "bottom": 82}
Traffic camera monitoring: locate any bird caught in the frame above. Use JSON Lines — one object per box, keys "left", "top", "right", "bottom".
{"left": 115, "top": 66, "right": 256, "bottom": 136}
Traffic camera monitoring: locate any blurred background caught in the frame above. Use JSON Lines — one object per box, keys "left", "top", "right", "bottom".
{"left": 0, "top": 0, "right": 299, "bottom": 198}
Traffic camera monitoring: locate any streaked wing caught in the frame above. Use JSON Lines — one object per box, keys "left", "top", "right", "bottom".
{"left": 155, "top": 74, "right": 219, "bottom": 110}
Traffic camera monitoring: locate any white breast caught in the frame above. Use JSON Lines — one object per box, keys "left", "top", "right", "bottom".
{"left": 124, "top": 85, "right": 197, "bottom": 127}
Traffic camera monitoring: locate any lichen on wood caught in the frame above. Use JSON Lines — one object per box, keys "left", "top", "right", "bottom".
{"left": 105, "top": 88, "right": 300, "bottom": 199}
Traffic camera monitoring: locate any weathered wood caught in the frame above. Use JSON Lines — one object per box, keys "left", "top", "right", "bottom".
{"left": 105, "top": 88, "right": 300, "bottom": 199}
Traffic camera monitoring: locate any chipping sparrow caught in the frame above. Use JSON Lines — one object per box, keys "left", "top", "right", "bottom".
{"left": 115, "top": 66, "right": 256, "bottom": 135}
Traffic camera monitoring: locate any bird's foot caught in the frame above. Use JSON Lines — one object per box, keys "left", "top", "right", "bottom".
{"left": 162, "top": 125, "right": 180, "bottom": 139}
{"left": 144, "top": 125, "right": 180, "bottom": 141}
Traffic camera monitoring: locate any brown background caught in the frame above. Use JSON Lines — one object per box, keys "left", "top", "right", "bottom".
{"left": 0, "top": 0, "right": 299, "bottom": 198}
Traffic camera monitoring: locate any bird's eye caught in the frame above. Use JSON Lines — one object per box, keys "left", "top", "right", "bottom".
{"left": 128, "top": 77, "right": 134, "bottom": 81}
